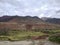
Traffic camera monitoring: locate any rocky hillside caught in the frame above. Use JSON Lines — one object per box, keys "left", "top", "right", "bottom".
{"left": 41, "top": 17, "right": 60, "bottom": 25}
{"left": 0, "top": 16, "right": 44, "bottom": 24}
{"left": 0, "top": 16, "right": 60, "bottom": 30}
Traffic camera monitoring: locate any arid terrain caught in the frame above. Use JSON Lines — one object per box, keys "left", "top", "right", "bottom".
{"left": 0, "top": 16, "right": 60, "bottom": 45}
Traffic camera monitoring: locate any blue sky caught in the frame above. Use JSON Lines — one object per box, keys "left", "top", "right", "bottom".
{"left": 0, "top": 0, "right": 60, "bottom": 18}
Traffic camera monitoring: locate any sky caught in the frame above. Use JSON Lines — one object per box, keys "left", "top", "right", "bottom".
{"left": 0, "top": 0, "right": 60, "bottom": 18}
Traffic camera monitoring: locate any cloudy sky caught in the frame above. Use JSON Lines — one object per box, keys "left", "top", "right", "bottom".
{"left": 0, "top": 0, "right": 60, "bottom": 18}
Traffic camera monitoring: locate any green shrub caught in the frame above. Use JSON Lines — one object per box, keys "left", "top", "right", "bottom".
{"left": 49, "top": 33, "right": 60, "bottom": 43}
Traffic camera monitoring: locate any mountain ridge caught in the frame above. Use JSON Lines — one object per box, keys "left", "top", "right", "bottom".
{"left": 41, "top": 17, "right": 60, "bottom": 25}
{"left": 0, "top": 16, "right": 60, "bottom": 30}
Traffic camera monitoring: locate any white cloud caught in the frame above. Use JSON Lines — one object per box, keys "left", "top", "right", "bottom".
{"left": 0, "top": 0, "right": 60, "bottom": 18}
{"left": 39, "top": 14, "right": 44, "bottom": 18}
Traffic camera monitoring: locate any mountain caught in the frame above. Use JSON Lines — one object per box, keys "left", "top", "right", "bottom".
{"left": 0, "top": 16, "right": 60, "bottom": 30}
{"left": 41, "top": 17, "right": 60, "bottom": 25}
{"left": 0, "top": 16, "right": 14, "bottom": 22}
{"left": 0, "top": 16, "right": 44, "bottom": 24}
{"left": 9, "top": 16, "right": 45, "bottom": 24}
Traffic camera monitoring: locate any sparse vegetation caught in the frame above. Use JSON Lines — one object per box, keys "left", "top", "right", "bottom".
{"left": 0, "top": 30, "right": 47, "bottom": 41}
{"left": 0, "top": 29, "right": 60, "bottom": 41}
{"left": 41, "top": 29, "right": 60, "bottom": 34}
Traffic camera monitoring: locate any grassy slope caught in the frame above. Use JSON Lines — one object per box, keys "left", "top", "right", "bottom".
{"left": 0, "top": 29, "right": 60, "bottom": 41}
{"left": 0, "top": 30, "right": 46, "bottom": 41}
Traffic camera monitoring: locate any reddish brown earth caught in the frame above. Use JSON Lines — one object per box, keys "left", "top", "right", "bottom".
{"left": 0, "top": 16, "right": 60, "bottom": 30}
{"left": 31, "top": 35, "right": 49, "bottom": 40}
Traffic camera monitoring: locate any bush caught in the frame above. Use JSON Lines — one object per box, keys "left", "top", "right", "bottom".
{"left": 49, "top": 33, "right": 60, "bottom": 43}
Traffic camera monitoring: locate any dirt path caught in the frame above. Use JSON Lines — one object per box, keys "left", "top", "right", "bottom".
{"left": 0, "top": 40, "right": 60, "bottom": 45}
